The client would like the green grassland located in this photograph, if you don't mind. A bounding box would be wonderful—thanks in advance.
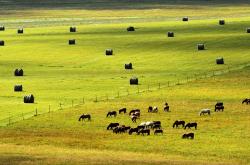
[0,1,250,164]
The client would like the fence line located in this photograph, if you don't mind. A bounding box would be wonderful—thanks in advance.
[0,63,249,127]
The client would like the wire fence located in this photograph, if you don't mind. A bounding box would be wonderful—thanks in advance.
[0,63,249,127]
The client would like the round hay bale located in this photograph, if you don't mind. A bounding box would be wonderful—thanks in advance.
[70,27,76,32]
[0,26,5,31]
[125,63,133,69]
[197,44,205,50]
[216,57,224,64]
[127,26,135,32]
[219,20,225,25]
[0,40,4,46]
[246,28,250,33]
[69,39,76,45]
[14,85,23,92]
[105,49,113,55]
[24,94,34,103]
[130,77,138,85]
[14,69,23,76]
[168,32,174,37]
[182,17,189,21]
[17,28,23,34]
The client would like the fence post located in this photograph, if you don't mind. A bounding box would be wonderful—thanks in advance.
[35,108,38,116]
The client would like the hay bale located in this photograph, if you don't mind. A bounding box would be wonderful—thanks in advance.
[105,49,113,55]
[125,63,133,69]
[197,44,205,50]
[14,69,23,76]
[182,17,189,21]
[127,26,135,32]
[130,77,138,85]
[69,39,76,45]
[70,27,76,32]
[17,28,23,34]
[0,26,5,31]
[14,85,23,92]
[168,32,174,37]
[246,28,250,33]
[24,94,34,103]
[219,20,225,25]
[0,40,4,46]
[216,57,224,64]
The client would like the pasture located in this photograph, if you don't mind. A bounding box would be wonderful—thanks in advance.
[0,1,250,164]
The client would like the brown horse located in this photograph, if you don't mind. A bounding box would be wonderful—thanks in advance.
[78,114,91,121]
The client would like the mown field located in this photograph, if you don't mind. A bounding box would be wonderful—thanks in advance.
[0,0,250,164]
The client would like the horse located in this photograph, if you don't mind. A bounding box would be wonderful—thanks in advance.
[173,120,185,128]
[78,114,91,121]
[184,122,197,129]
[129,128,138,135]
[137,129,150,136]
[182,133,194,139]
[242,98,250,104]
[215,102,224,112]
[148,106,158,113]
[129,109,140,115]
[107,123,119,130]
[119,108,126,114]
[113,126,126,134]
[200,109,211,116]
[106,111,117,117]
[154,129,163,135]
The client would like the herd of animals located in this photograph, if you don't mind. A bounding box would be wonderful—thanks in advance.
[79,98,249,139]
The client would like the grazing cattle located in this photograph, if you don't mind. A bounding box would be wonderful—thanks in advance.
[242,98,250,104]
[154,129,163,135]
[131,115,138,123]
[182,133,194,139]
[137,125,146,130]
[185,122,197,129]
[78,114,91,121]
[173,120,185,128]
[129,109,140,115]
[148,106,158,113]
[215,102,224,112]
[164,104,170,112]
[106,111,117,117]
[152,124,161,130]
[124,126,131,132]
[200,109,211,116]
[129,128,138,135]
[107,123,119,130]
[137,129,150,136]
[119,108,126,114]
[113,126,127,134]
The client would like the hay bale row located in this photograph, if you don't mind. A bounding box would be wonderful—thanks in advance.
[14,69,23,76]
[0,40,4,46]
[127,26,135,32]
[168,32,174,37]
[14,85,23,92]
[69,39,76,45]
[0,26,5,31]
[216,57,224,64]
[125,63,132,69]
[106,49,113,55]
[70,27,76,32]
[17,28,23,34]
[130,77,138,85]
[24,94,34,103]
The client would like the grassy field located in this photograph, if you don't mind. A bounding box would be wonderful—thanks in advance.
[0,1,250,164]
